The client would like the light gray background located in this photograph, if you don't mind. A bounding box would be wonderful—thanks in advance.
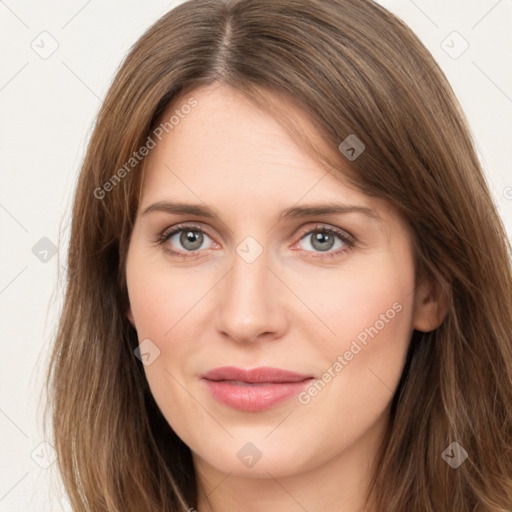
[0,1,511,510]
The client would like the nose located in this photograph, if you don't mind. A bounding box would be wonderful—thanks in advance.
[214,243,288,344]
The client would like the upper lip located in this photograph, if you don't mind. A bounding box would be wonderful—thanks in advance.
[202,366,313,384]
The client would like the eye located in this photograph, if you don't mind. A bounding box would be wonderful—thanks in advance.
[154,222,356,260]
[294,224,355,259]
[154,223,215,259]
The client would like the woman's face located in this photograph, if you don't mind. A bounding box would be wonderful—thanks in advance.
[125,83,437,482]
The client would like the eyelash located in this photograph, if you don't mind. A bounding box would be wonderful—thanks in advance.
[153,222,356,261]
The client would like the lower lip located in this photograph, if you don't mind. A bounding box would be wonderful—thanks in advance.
[202,378,314,411]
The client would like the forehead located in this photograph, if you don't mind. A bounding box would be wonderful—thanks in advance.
[141,84,370,210]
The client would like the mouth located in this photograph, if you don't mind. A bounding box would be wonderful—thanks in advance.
[201,366,315,411]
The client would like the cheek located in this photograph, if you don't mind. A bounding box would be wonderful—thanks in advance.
[296,254,415,424]
[317,247,415,343]
[125,245,212,375]
[126,248,206,339]
[126,257,205,438]
[127,268,207,411]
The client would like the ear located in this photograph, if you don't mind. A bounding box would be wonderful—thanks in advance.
[412,275,449,332]
[126,307,136,328]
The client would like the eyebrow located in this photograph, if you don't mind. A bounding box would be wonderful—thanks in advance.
[141,201,380,222]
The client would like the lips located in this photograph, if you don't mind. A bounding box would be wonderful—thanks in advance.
[202,366,312,383]
[201,366,314,411]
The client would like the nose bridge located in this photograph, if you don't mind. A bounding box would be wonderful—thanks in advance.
[232,241,269,299]
[215,235,285,342]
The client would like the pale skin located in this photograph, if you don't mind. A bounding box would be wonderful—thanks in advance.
[125,83,447,512]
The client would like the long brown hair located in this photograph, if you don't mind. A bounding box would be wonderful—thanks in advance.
[44,0,512,510]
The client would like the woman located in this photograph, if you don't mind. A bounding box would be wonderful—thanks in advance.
[44,0,512,510]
